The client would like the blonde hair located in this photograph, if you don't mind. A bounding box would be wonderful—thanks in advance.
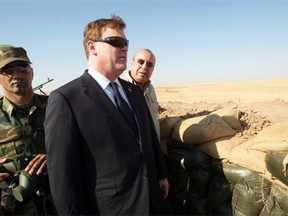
[83,14,126,58]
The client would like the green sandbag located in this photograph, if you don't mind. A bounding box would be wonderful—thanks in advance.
[265,151,288,186]
[232,183,264,216]
[212,160,271,197]
[265,183,288,213]
[260,192,287,216]
[212,160,256,182]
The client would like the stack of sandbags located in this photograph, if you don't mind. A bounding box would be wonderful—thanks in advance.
[168,143,223,215]
[163,107,288,215]
[212,161,272,216]
[261,151,288,215]
[163,107,239,214]
[167,139,272,215]
[169,114,288,178]
[159,107,241,157]
[164,107,241,160]
[228,122,288,177]
[166,138,279,215]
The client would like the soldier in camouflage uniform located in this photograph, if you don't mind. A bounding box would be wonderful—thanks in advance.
[0,45,57,215]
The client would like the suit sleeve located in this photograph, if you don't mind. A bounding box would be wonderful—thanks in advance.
[44,91,87,215]
[137,86,167,180]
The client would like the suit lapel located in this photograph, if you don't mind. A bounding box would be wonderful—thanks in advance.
[81,71,110,105]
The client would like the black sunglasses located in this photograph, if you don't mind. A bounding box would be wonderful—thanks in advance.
[95,36,129,48]
[137,59,154,68]
[0,63,32,75]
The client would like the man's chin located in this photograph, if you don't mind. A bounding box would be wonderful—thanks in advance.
[12,86,30,94]
[117,64,127,73]
[136,76,146,83]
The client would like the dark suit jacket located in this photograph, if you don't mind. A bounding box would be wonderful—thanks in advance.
[44,71,168,215]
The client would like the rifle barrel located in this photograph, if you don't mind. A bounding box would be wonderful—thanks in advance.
[33,78,54,91]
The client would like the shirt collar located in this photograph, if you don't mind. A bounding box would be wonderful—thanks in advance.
[88,66,123,90]
[2,94,46,117]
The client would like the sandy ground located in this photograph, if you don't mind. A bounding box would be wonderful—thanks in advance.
[156,79,288,141]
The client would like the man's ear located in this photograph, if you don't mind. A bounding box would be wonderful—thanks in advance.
[87,41,97,56]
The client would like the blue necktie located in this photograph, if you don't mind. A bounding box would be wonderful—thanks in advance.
[110,82,139,138]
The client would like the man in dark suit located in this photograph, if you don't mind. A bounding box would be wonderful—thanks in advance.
[44,14,169,215]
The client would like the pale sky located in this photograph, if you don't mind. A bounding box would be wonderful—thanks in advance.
[1,0,287,93]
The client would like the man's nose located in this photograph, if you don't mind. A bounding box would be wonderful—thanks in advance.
[121,45,128,52]
[141,62,149,69]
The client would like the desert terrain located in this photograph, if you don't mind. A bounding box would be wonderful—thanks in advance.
[156,79,288,142]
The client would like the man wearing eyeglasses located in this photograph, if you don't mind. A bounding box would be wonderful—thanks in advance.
[124,49,160,141]
[0,45,57,215]
[44,14,170,215]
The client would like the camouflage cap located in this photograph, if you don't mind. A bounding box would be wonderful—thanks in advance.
[0,45,31,69]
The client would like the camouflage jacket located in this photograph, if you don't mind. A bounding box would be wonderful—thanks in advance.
[0,94,48,159]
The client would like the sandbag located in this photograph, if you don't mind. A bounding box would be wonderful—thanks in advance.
[212,161,272,195]
[260,195,287,216]
[212,160,254,183]
[172,114,236,145]
[197,136,239,159]
[265,151,288,186]
[211,106,242,130]
[159,116,182,138]
[259,183,288,215]
[229,141,267,174]
[231,182,264,216]
[246,122,288,152]
[268,183,288,212]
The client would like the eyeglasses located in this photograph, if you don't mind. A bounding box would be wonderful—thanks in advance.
[137,59,154,68]
[95,36,129,48]
[0,64,32,75]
